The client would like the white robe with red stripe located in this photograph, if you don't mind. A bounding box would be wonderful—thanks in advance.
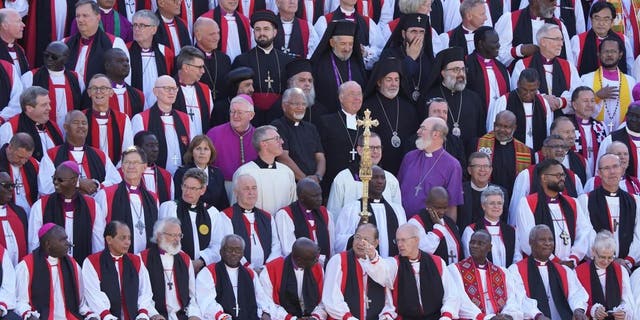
[274,205,335,262]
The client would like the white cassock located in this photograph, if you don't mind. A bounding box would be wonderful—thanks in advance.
[21,69,86,131]
[131,111,197,175]
[269,0,332,23]
[8,163,31,214]
[140,252,202,320]
[461,222,523,268]
[596,129,640,178]
[28,196,106,255]
[0,249,15,316]
[137,46,160,109]
[508,261,588,320]
[578,192,640,262]
[195,263,272,319]
[363,254,460,319]
[438,25,482,54]
[408,216,462,265]
[326,0,394,27]
[516,195,593,265]
[486,94,553,150]
[508,168,584,224]
[16,256,91,319]
[0,119,57,156]
[91,110,134,167]
[158,201,221,264]
[335,199,406,258]
[327,168,402,221]
[583,176,640,194]
[447,262,525,319]
[322,253,397,320]
[37,147,122,195]
[259,262,328,319]
[493,11,574,67]
[584,265,635,319]
[0,63,22,122]
[628,268,640,317]
[0,205,24,266]
[142,166,175,199]
[223,13,243,62]
[72,36,130,84]
[511,58,581,110]
[517,0,585,35]
[179,83,214,135]
[95,185,159,254]
[210,210,282,269]
[231,160,296,214]
[82,254,158,319]
[572,33,634,75]
[580,70,636,135]
[274,206,335,261]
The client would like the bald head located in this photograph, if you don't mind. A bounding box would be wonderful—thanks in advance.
[194,17,220,52]
[426,186,449,203]
[291,237,320,268]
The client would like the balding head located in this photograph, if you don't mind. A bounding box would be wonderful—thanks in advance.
[194,17,220,52]
[291,237,320,268]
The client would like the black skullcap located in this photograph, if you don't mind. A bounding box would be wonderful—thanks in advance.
[250,10,278,28]
[332,19,356,36]
[285,59,313,79]
[401,13,429,30]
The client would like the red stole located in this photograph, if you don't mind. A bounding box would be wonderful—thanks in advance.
[46,72,77,123]
[455,258,508,314]
[575,261,623,313]
[264,256,324,304]
[85,109,128,164]
[46,146,108,181]
[109,87,142,116]
[515,258,569,298]
[475,55,507,109]
[0,205,27,260]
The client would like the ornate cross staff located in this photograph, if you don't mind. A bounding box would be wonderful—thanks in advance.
[357,109,379,224]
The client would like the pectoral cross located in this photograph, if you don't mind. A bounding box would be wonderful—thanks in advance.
[233,304,240,317]
[167,281,173,290]
[365,296,372,309]
[349,148,358,161]
[608,121,614,132]
[414,184,422,197]
[527,126,533,137]
[416,15,421,22]
[187,107,196,121]
[135,219,145,235]
[613,218,620,232]
[14,179,22,196]
[281,46,290,54]
[172,154,180,165]
[264,71,274,90]
[559,230,570,246]
[448,249,457,264]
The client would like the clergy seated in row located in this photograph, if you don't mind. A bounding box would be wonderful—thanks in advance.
[0,170,28,266]
[544,118,590,183]
[0,133,40,214]
[398,116,463,219]
[0,8,28,76]
[327,132,402,219]
[579,153,640,270]
[409,187,463,265]
[439,0,489,57]
[128,10,175,109]
[511,24,580,118]
[364,223,459,319]
[207,94,258,198]
[69,0,133,43]
[173,135,229,210]
[317,81,364,198]
[461,186,521,268]
[103,48,145,117]
[509,225,589,320]
[83,221,163,320]
[422,46,486,156]
[336,166,406,258]
[580,37,635,135]
[174,46,215,135]
[140,218,202,319]
[132,75,196,175]
[423,98,467,169]
[214,174,281,272]
[29,161,106,265]
[515,159,592,268]
[585,142,640,195]
[273,0,320,59]
[260,238,327,319]
[310,20,367,110]
[210,67,255,127]
[83,73,134,166]
[598,104,640,179]
[153,0,191,54]
[231,125,296,214]
[458,152,512,230]
[196,234,272,320]
[21,41,84,131]
[193,17,232,103]
[322,223,396,320]
[0,86,63,161]
[567,87,607,177]
[571,2,634,77]
[363,57,418,175]
[576,231,635,319]
[487,68,552,152]
[275,178,334,262]
[0,58,22,125]
[201,0,252,63]
[63,0,130,84]
[39,110,122,196]
[509,135,585,220]
[465,27,511,116]
[95,146,160,254]
[159,168,221,274]
[232,11,294,126]
[271,87,326,183]
[16,224,92,320]
[134,131,175,204]
[0,244,18,319]
[450,230,524,319]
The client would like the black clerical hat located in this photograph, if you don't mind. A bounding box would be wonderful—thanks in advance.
[251,10,279,28]
[285,59,313,79]
[422,46,465,91]
[364,57,405,97]
[311,19,363,64]
[401,13,429,30]
[332,19,357,36]
[225,67,255,96]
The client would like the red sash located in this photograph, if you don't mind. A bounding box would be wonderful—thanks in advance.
[456,258,508,313]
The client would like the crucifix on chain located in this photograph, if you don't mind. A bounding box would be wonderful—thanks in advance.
[172,154,180,165]
[448,249,456,264]
[264,71,274,90]
[187,107,196,122]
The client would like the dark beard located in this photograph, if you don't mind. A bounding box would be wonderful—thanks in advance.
[256,38,274,49]
[547,181,565,193]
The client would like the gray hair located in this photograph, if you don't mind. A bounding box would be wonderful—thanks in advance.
[64,110,86,125]
[430,117,449,137]
[20,86,49,112]
[221,234,246,250]
[480,185,504,205]
[337,81,361,98]
[150,217,181,243]
[529,224,552,242]
[536,23,561,44]
[251,125,278,152]
[229,95,254,112]
[592,230,617,254]
[183,167,208,187]
[399,0,428,14]
[282,87,307,106]
[132,9,160,26]
[460,0,485,18]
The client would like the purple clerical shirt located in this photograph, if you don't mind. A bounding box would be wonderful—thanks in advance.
[207,123,258,180]
[69,9,133,43]
[397,148,463,217]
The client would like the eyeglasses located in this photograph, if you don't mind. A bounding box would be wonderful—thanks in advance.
[182,184,204,192]
[230,109,253,116]
[155,86,179,92]
[122,161,145,167]
[469,164,492,170]
[543,36,563,42]
[485,201,504,207]
[132,23,154,29]
[545,144,567,149]
[185,63,205,70]
[353,234,374,243]
[262,135,283,142]
[543,172,566,179]
[592,15,613,23]
[0,182,15,189]
[88,86,112,93]
[444,67,467,74]
[52,176,76,183]
[162,232,184,239]
[395,236,417,244]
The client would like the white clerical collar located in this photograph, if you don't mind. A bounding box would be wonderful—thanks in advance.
[534,258,548,266]
[423,148,443,157]
[47,256,59,265]
[281,17,294,24]
[48,69,65,76]
[340,7,355,15]
[225,264,240,270]
[100,7,113,14]
[470,181,488,191]
[341,109,356,118]
[461,25,474,33]
[258,46,273,54]
[372,199,381,203]
[161,16,174,23]
[498,138,513,145]
[64,198,73,203]
[485,217,500,225]
[111,253,124,260]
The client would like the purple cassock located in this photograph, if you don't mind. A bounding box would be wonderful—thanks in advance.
[397,148,464,217]
[70,9,133,43]
[206,123,258,181]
